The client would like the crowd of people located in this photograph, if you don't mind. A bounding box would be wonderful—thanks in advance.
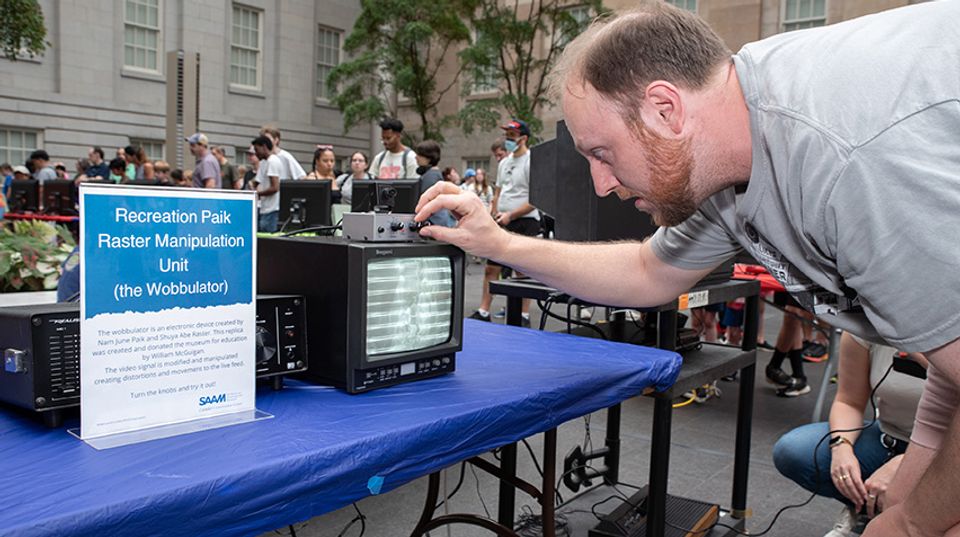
[0,121,524,233]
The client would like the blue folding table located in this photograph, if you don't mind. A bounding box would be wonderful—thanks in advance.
[0,320,681,537]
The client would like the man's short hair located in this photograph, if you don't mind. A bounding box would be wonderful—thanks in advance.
[0,162,11,172]
[414,140,441,167]
[379,117,404,133]
[490,139,505,153]
[30,149,50,162]
[554,1,730,124]
[91,146,105,159]
[108,157,126,171]
[259,126,281,141]
[252,135,274,151]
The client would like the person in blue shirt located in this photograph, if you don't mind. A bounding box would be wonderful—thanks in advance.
[1,162,13,197]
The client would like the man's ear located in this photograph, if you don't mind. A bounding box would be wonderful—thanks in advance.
[639,81,685,136]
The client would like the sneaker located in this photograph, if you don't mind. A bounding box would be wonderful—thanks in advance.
[823,505,858,537]
[492,308,506,319]
[469,310,491,322]
[765,365,794,388]
[803,341,828,362]
[578,306,594,321]
[757,340,775,350]
[777,377,811,397]
[521,316,531,328]
[720,372,738,382]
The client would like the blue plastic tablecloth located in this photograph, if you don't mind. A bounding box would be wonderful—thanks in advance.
[0,320,681,537]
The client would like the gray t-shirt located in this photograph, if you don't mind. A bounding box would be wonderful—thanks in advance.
[193,152,221,189]
[651,1,960,352]
[34,167,56,184]
[496,151,539,221]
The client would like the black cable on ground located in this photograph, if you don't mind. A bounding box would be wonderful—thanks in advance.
[335,503,366,537]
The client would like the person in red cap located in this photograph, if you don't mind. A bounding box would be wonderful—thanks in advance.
[468,118,540,327]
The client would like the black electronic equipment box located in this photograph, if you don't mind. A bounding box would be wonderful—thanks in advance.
[255,295,309,389]
[589,486,719,537]
[258,235,465,393]
[0,296,307,427]
[0,303,80,427]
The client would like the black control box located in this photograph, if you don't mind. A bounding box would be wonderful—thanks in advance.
[0,303,81,427]
[0,296,307,427]
[255,295,309,389]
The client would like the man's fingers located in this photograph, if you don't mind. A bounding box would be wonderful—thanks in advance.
[416,193,473,223]
[415,181,462,214]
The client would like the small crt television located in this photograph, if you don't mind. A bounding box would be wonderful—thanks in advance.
[257,235,464,393]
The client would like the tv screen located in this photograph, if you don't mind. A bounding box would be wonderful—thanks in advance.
[351,179,421,213]
[8,179,39,212]
[279,179,332,231]
[365,256,453,358]
[257,236,464,393]
[42,179,77,216]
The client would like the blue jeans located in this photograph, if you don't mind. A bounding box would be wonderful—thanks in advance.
[259,211,278,233]
[773,421,906,504]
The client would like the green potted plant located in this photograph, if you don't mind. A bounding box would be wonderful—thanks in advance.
[0,220,76,292]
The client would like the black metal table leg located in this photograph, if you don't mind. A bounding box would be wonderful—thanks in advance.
[732,294,759,519]
[506,296,523,327]
[647,397,673,537]
[542,429,557,537]
[603,403,621,485]
[410,472,442,536]
[498,443,518,529]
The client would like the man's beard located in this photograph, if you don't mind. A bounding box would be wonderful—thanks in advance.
[636,123,697,227]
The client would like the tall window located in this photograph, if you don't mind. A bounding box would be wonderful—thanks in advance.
[231,5,262,89]
[782,0,826,32]
[557,5,593,47]
[0,128,38,167]
[665,0,697,12]
[464,158,490,174]
[124,0,161,72]
[470,29,498,95]
[316,26,341,101]
[130,139,164,161]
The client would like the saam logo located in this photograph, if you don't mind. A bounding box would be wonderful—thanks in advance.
[199,393,226,406]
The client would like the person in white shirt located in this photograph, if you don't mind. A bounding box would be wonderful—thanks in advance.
[251,135,282,232]
[369,118,419,179]
[259,125,306,181]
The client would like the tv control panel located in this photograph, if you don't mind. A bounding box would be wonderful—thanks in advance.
[352,354,455,391]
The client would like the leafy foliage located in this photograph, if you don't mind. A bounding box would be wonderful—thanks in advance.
[0,0,49,61]
[329,0,479,143]
[458,0,606,139]
[0,220,75,292]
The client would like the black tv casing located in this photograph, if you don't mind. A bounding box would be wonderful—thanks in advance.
[279,179,332,230]
[257,236,465,393]
[42,179,77,216]
[350,179,421,213]
[8,179,40,213]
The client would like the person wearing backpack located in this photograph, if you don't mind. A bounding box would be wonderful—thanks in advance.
[370,118,418,179]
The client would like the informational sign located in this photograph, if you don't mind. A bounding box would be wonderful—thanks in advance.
[678,290,709,310]
[79,185,257,441]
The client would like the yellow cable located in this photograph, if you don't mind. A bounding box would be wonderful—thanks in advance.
[672,395,696,408]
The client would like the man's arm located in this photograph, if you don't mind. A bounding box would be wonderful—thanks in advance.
[259,174,280,197]
[416,182,715,307]
[864,338,960,536]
